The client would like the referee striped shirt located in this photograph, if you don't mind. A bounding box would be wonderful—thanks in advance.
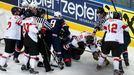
[35,17,52,30]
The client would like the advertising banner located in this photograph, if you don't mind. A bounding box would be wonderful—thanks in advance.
[1,0,103,28]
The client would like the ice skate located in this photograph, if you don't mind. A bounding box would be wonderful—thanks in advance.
[29,68,39,74]
[57,57,64,69]
[64,58,72,67]
[0,65,6,71]
[13,58,20,63]
[124,59,129,66]
[46,68,54,72]
[21,65,29,71]
[3,63,8,67]
[96,65,102,70]
[114,69,122,75]
[37,61,44,67]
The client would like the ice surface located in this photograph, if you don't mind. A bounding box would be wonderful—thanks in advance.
[0,29,134,75]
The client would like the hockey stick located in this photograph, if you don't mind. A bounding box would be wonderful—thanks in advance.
[85,50,112,58]
[0,38,3,41]
[45,0,49,20]
[41,34,64,69]
[110,0,117,12]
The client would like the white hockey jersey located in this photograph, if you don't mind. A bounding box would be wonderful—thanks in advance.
[4,15,22,40]
[69,32,99,52]
[23,17,38,42]
[71,32,96,46]
[103,19,128,44]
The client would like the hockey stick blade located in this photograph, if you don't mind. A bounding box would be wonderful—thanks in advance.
[50,64,59,67]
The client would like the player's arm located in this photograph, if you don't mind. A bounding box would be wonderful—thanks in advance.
[121,21,129,31]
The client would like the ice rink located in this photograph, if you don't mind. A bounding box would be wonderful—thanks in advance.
[0,29,134,75]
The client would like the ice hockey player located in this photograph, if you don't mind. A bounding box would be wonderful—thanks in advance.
[97,12,128,75]
[63,31,101,65]
[95,7,131,67]
[60,24,71,67]
[20,2,52,73]
[13,7,24,63]
[47,11,68,68]
[0,7,22,71]
[93,7,107,33]
[20,2,40,74]
[120,13,131,66]
[13,1,30,64]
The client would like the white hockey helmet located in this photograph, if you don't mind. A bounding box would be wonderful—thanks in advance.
[54,11,62,18]
[29,2,38,8]
[21,1,29,7]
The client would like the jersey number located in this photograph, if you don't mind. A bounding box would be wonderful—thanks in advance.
[108,23,117,33]
[23,23,31,32]
[7,21,11,29]
[50,20,56,28]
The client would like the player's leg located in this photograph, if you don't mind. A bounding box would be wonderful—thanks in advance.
[62,47,72,67]
[97,42,110,70]
[70,42,85,61]
[61,37,72,67]
[28,36,39,74]
[122,31,131,66]
[21,33,31,71]
[0,39,16,71]
[52,36,64,66]
[112,42,123,75]
[13,27,23,60]
[122,49,129,66]
[13,32,24,63]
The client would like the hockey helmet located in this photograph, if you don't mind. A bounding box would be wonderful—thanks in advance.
[112,12,122,20]
[85,35,94,44]
[11,7,21,15]
[97,7,105,14]
[54,11,62,18]
[38,8,46,14]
